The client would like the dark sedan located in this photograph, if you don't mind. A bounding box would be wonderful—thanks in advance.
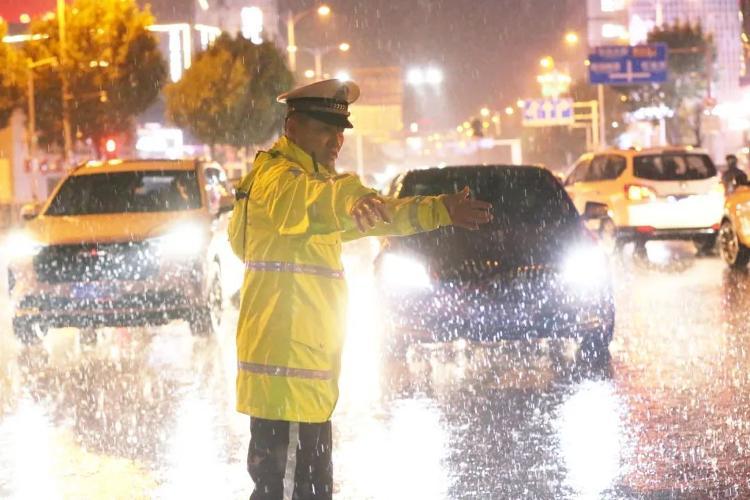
[375,165,614,358]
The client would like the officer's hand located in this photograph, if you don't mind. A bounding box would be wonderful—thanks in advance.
[351,194,392,232]
[442,187,493,230]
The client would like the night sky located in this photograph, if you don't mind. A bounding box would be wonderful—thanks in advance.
[1,0,588,128]
[285,0,587,127]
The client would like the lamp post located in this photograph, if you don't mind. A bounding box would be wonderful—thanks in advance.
[286,5,331,73]
[300,42,349,80]
[25,56,58,201]
[57,0,73,165]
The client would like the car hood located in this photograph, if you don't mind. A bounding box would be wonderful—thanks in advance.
[22,210,209,246]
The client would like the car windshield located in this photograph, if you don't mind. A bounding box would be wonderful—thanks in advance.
[45,170,202,216]
[395,166,582,267]
[633,153,717,181]
[400,166,579,228]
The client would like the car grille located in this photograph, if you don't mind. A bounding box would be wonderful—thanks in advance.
[18,290,190,312]
[438,262,560,298]
[33,242,159,283]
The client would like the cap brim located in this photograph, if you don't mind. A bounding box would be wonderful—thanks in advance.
[300,110,353,129]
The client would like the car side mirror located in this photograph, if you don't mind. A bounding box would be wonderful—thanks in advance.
[582,201,609,221]
[20,203,41,221]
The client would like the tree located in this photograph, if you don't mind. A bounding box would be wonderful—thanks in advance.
[0,21,28,128]
[165,34,294,151]
[3,0,166,151]
[615,22,714,146]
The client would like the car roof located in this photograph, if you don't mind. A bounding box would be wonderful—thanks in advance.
[585,146,710,157]
[70,159,198,176]
[403,164,550,177]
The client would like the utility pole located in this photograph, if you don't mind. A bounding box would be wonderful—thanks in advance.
[27,62,37,201]
[597,84,606,149]
[57,0,73,165]
[26,57,58,201]
[286,11,297,72]
[314,50,322,80]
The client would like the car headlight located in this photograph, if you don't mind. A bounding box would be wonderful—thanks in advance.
[151,223,205,257]
[561,245,608,290]
[3,231,43,259]
[379,254,432,291]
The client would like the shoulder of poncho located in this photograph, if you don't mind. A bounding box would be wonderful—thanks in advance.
[254,151,300,175]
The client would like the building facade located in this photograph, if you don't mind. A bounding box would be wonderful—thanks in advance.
[629,0,743,103]
[741,0,750,87]
[586,0,749,158]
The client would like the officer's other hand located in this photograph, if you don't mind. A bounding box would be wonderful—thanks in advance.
[351,194,392,232]
[442,187,493,230]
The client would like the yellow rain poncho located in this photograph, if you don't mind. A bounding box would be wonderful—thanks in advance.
[229,136,452,422]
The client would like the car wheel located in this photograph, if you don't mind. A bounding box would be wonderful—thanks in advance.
[719,220,750,269]
[12,318,46,345]
[190,263,223,336]
[632,240,648,262]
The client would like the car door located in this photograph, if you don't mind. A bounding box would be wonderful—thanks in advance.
[202,163,244,296]
[569,154,624,213]
[590,154,626,208]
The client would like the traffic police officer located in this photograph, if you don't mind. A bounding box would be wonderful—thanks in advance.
[229,79,492,499]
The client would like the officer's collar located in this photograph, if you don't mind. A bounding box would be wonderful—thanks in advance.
[273,136,333,175]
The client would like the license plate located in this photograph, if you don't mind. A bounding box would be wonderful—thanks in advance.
[71,283,118,301]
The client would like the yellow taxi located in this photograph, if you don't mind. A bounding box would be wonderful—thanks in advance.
[5,159,243,343]
[719,184,750,268]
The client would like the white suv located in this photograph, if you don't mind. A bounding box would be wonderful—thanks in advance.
[564,147,724,252]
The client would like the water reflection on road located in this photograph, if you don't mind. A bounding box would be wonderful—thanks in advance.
[0,241,749,498]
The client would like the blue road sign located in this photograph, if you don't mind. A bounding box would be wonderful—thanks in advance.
[522,98,574,127]
[588,44,668,85]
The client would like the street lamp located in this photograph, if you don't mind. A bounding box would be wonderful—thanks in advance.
[286,4,331,72]
[564,31,579,46]
[298,42,350,80]
[334,70,351,81]
[539,56,555,70]
[424,67,443,85]
[407,66,443,87]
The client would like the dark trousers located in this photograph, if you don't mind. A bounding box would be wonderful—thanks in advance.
[247,417,333,500]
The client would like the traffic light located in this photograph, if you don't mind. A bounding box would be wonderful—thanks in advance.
[102,137,118,159]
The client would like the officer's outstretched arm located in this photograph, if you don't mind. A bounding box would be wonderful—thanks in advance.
[341,195,452,241]
[254,161,376,235]
[341,187,493,241]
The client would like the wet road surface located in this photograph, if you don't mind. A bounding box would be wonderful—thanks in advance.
[1,241,750,499]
